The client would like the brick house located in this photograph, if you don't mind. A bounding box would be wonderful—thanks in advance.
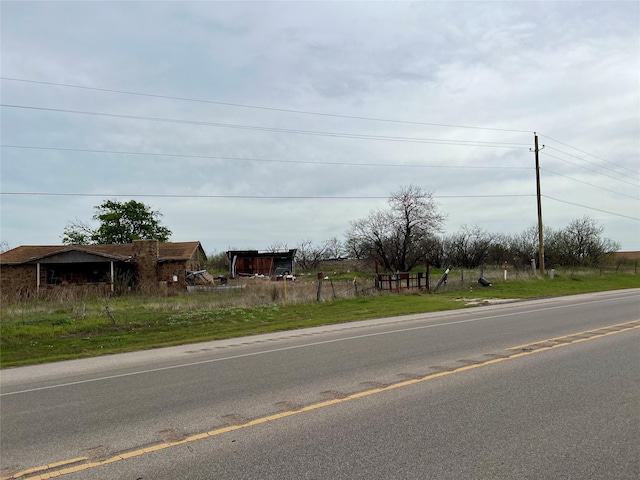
[0,240,207,299]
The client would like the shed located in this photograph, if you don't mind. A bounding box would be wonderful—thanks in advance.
[227,249,297,279]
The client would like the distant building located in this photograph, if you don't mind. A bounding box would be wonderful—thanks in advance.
[616,251,640,260]
[227,249,297,279]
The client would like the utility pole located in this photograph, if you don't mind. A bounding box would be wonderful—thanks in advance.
[534,132,545,276]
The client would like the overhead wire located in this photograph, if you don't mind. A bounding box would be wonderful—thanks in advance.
[0,145,532,170]
[538,132,638,176]
[544,145,638,180]
[540,152,639,188]
[0,104,531,149]
[540,168,640,200]
[1,77,533,134]
[2,78,638,231]
[542,195,640,221]
[0,192,534,200]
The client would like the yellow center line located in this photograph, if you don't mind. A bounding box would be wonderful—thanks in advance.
[6,321,640,480]
[508,319,640,351]
[2,458,88,480]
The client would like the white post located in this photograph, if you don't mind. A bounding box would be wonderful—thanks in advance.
[503,261,508,281]
[531,258,536,275]
[110,261,115,292]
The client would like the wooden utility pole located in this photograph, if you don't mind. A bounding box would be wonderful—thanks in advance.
[534,133,545,276]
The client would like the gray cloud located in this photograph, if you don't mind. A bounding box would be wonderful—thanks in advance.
[1,1,638,253]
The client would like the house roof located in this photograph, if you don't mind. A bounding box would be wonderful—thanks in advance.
[0,241,204,265]
[616,251,640,260]
[158,242,205,261]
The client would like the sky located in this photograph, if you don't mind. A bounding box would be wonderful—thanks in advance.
[1,1,639,255]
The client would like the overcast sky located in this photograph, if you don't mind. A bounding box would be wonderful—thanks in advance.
[1,1,638,255]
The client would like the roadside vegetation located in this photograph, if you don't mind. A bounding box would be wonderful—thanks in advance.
[2,187,636,367]
[1,266,637,368]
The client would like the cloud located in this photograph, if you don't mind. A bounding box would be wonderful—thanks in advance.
[1,1,638,253]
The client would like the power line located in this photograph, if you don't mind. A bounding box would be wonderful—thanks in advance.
[0,145,533,170]
[541,152,639,188]
[542,195,640,221]
[539,133,637,176]
[1,77,533,134]
[541,168,640,200]
[0,104,532,149]
[544,145,637,180]
[0,191,534,200]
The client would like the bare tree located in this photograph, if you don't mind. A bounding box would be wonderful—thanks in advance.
[444,225,493,268]
[265,242,288,253]
[344,236,369,260]
[345,185,446,272]
[557,216,620,267]
[61,218,95,245]
[206,251,229,271]
[506,226,539,270]
[495,218,618,270]
[323,237,344,259]
[295,239,327,270]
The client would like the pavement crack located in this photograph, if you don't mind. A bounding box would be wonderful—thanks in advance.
[221,414,248,425]
[359,381,388,389]
[429,365,455,372]
[158,429,185,443]
[398,372,424,380]
[85,445,109,462]
[456,359,483,365]
[274,401,301,412]
[321,390,348,399]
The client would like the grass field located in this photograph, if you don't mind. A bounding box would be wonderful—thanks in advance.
[1,268,638,368]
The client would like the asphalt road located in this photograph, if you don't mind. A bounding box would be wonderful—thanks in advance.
[1,289,639,479]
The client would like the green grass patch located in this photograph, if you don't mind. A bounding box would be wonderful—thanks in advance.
[1,271,637,367]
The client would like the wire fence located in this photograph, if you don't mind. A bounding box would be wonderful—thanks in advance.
[1,261,637,308]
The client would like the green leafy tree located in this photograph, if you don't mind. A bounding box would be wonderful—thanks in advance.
[62,200,172,245]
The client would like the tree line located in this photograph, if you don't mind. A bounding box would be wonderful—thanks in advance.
[297,213,619,272]
[60,189,620,273]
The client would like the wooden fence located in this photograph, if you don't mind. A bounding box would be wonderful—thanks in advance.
[375,272,430,291]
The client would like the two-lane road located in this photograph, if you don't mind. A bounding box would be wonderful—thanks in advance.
[1,289,639,479]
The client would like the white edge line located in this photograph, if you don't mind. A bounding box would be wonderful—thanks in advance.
[1,293,637,396]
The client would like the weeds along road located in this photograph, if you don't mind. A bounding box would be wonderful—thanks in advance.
[1,289,639,479]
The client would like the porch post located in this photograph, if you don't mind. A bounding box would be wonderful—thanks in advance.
[110,261,115,293]
[37,262,41,295]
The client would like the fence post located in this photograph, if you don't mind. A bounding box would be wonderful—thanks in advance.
[434,267,450,291]
[316,272,323,301]
[425,260,430,292]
